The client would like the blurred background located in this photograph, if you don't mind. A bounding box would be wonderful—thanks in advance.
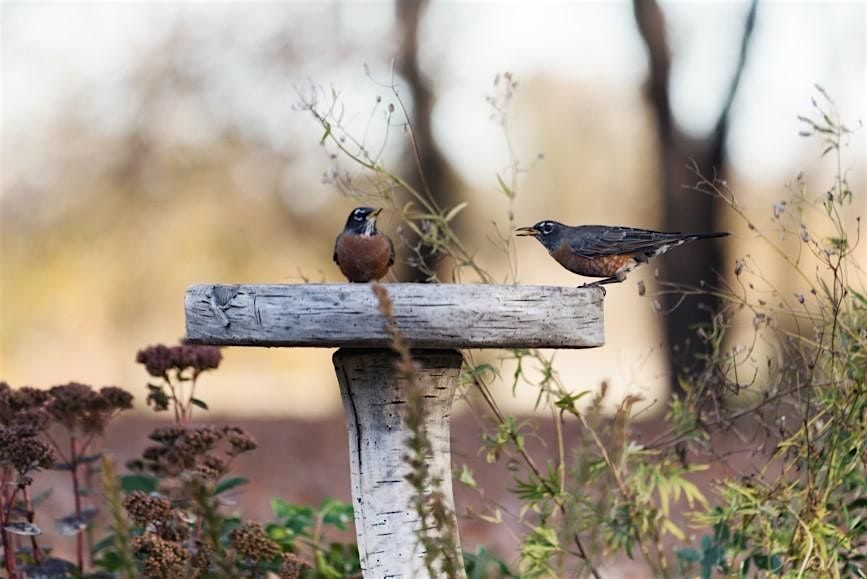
[1,0,865,565]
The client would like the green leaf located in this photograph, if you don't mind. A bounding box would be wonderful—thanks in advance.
[190,397,209,410]
[662,518,685,540]
[94,551,123,572]
[699,535,724,579]
[119,474,158,493]
[92,535,116,554]
[214,476,249,496]
[554,390,590,411]
[464,546,516,578]
[477,509,502,524]
[463,363,498,382]
[677,548,700,562]
[444,202,468,223]
[319,498,353,530]
[459,464,478,490]
[319,121,332,146]
[681,479,709,509]
[272,498,315,535]
[315,549,344,578]
[850,289,867,307]
[658,479,671,517]
[496,173,516,199]
[29,488,53,507]
[751,552,782,571]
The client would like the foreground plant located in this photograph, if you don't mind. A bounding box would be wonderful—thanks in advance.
[0,381,133,577]
[93,342,358,578]
[302,71,865,577]
[664,86,867,577]
[0,384,56,577]
[97,342,292,578]
[136,343,222,424]
[2,340,359,578]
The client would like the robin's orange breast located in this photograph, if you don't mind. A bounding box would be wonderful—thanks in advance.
[335,233,393,282]
[550,244,636,278]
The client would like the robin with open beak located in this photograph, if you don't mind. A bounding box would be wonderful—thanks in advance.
[333,207,395,282]
[516,220,729,287]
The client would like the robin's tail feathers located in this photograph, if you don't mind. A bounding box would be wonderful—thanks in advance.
[643,231,729,259]
[686,231,730,240]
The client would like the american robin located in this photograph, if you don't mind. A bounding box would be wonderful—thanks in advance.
[333,207,395,282]
[516,220,729,287]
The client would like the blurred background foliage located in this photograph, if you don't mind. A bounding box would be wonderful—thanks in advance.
[1,2,864,415]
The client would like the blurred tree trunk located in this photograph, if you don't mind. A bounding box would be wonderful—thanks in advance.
[633,0,758,396]
[395,0,462,282]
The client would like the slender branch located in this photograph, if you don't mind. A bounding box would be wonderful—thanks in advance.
[70,435,84,575]
[22,486,43,564]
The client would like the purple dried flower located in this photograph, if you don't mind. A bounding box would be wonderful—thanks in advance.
[0,425,55,475]
[136,344,222,378]
[48,382,133,434]
[230,522,281,563]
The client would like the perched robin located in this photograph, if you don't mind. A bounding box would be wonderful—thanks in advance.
[333,207,395,282]
[516,220,729,287]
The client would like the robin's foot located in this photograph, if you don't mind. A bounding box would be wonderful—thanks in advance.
[579,282,607,296]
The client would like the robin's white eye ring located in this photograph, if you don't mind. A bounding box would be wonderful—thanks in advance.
[541,222,553,234]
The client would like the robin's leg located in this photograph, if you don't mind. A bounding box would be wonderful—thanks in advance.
[581,271,627,288]
[580,283,607,296]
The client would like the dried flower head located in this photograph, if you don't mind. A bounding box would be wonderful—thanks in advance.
[149,426,188,445]
[279,553,312,579]
[136,344,222,378]
[47,382,97,428]
[158,521,190,543]
[131,534,188,579]
[141,425,239,479]
[229,522,281,563]
[223,426,258,457]
[194,454,228,480]
[123,491,175,527]
[0,383,51,428]
[190,540,213,575]
[47,382,134,434]
[136,344,174,378]
[177,344,222,376]
[0,425,55,476]
[178,426,222,455]
[99,386,134,411]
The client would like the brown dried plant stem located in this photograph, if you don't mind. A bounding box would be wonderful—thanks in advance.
[162,371,182,424]
[371,283,462,577]
[69,435,85,575]
[1,467,15,576]
[0,534,11,577]
[22,486,43,564]
[0,477,43,574]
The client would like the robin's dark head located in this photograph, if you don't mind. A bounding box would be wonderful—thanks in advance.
[516,220,568,252]
[343,207,382,236]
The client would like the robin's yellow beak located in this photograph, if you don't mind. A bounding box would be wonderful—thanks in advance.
[367,208,383,220]
[515,226,540,237]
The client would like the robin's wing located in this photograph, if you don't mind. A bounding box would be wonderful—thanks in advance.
[387,235,395,267]
[567,226,693,258]
[333,233,342,265]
